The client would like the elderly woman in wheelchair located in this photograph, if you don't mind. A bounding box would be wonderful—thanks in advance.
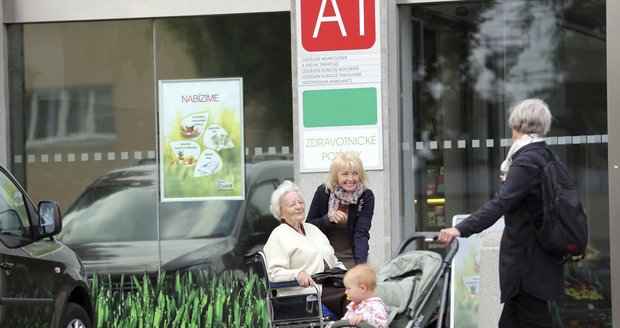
[263,180,348,322]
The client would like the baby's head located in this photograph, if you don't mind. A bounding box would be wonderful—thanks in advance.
[343,264,378,303]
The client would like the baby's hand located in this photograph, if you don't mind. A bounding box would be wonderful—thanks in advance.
[348,314,364,325]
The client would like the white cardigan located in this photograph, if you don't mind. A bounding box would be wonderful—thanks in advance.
[263,222,345,295]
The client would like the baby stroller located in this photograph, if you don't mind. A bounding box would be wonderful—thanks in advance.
[377,231,458,328]
[243,231,458,328]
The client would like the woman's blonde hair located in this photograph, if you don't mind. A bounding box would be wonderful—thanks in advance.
[323,152,369,192]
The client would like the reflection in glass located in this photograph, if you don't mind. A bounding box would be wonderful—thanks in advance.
[0,170,29,235]
[57,159,292,279]
[155,13,293,160]
[38,202,57,234]
[58,162,241,244]
[400,1,608,326]
[8,12,294,282]
[10,19,156,210]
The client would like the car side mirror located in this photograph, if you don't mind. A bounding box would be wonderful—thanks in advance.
[37,201,62,238]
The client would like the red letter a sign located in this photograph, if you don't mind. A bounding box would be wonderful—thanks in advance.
[300,0,376,52]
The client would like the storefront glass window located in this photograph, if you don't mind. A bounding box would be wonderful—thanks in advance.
[7,12,293,282]
[399,0,608,326]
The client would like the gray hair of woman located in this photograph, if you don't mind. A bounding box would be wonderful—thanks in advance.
[324,152,369,193]
[269,180,302,220]
[508,98,553,136]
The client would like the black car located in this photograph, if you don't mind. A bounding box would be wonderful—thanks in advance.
[57,160,292,281]
[0,164,93,328]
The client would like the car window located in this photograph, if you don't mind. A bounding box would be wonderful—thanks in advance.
[59,187,159,243]
[159,199,241,239]
[59,184,242,243]
[244,180,281,238]
[247,182,276,218]
[58,162,292,246]
[0,170,30,237]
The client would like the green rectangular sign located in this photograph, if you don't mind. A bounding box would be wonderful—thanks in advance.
[303,88,377,127]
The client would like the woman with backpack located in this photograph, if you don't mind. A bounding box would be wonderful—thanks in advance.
[438,98,564,328]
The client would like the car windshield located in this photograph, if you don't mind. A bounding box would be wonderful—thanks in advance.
[58,184,241,244]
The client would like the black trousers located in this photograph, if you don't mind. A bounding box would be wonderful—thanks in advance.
[499,290,552,328]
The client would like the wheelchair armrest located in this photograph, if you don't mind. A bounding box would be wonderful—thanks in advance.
[270,280,300,288]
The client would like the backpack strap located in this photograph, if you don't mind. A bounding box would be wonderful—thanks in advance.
[519,145,552,227]
[521,144,554,170]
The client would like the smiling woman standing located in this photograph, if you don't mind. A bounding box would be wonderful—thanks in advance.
[307,153,375,268]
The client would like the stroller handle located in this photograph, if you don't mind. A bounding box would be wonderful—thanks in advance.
[394,231,459,264]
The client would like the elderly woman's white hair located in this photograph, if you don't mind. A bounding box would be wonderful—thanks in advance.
[269,180,302,220]
[508,98,553,136]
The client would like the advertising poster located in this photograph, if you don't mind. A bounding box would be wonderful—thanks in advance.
[158,78,245,201]
[450,214,505,327]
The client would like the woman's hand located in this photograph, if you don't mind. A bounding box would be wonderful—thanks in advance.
[329,210,348,224]
[296,270,314,288]
[438,227,461,244]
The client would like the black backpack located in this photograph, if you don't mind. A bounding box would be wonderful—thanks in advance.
[530,147,589,263]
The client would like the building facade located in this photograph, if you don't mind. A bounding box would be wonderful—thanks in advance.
[0,0,618,326]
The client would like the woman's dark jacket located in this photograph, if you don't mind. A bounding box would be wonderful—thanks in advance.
[306,184,375,265]
[455,142,565,302]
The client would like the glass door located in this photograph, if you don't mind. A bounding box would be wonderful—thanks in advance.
[401,2,503,236]
[399,1,609,327]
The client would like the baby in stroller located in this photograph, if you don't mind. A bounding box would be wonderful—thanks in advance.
[328,264,389,328]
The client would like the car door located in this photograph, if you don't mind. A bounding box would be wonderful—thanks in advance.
[0,167,57,327]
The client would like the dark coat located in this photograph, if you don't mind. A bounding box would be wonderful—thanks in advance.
[306,184,375,265]
[455,141,565,302]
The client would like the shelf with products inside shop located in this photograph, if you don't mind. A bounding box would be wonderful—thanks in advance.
[563,245,608,302]
[413,198,445,205]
